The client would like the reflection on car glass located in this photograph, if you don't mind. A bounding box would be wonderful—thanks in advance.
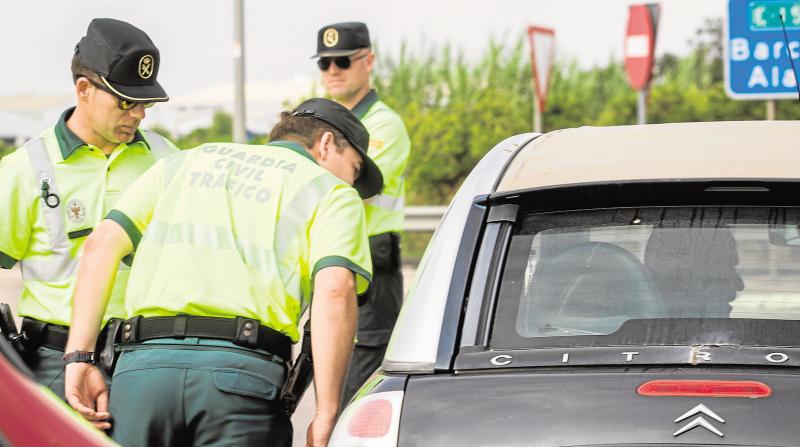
[536,323,604,336]
[491,206,800,349]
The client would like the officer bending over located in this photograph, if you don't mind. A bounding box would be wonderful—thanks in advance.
[0,18,175,400]
[63,98,382,447]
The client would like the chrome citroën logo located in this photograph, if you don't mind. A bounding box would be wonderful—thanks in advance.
[673,403,725,437]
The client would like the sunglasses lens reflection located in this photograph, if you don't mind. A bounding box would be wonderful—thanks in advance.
[118,99,155,111]
[317,57,352,71]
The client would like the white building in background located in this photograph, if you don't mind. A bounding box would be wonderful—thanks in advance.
[0,94,71,146]
[0,75,315,146]
[0,110,44,146]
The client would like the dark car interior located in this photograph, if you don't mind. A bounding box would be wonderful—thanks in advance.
[487,182,800,349]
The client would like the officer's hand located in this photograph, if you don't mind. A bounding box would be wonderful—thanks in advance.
[64,362,111,430]
[306,413,337,447]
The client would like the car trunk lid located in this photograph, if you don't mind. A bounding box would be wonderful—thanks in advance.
[398,368,800,446]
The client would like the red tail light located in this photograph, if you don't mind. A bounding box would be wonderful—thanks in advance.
[347,399,393,438]
[637,380,772,398]
[329,391,403,446]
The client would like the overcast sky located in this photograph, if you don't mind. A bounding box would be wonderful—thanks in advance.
[2,0,726,98]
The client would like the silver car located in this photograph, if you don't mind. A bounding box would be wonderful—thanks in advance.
[330,121,800,446]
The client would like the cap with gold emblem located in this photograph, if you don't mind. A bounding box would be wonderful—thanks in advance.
[75,18,169,102]
[312,22,371,58]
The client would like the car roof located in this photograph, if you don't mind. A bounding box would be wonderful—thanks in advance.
[497,121,800,193]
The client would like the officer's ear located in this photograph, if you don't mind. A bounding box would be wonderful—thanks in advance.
[364,51,375,73]
[317,131,336,161]
[74,77,93,104]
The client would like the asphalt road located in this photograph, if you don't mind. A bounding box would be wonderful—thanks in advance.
[0,264,416,446]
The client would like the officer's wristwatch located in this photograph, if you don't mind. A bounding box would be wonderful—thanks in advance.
[62,350,96,366]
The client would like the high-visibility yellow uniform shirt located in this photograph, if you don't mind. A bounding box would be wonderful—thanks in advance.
[352,90,410,237]
[108,141,372,342]
[0,107,179,326]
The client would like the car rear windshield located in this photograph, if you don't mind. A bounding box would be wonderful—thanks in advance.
[491,206,800,349]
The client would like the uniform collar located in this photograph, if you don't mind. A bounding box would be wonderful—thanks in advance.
[267,140,317,163]
[351,89,379,120]
[54,107,147,160]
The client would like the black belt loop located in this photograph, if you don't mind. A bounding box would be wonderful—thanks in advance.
[234,317,259,349]
[174,314,188,338]
[123,316,141,343]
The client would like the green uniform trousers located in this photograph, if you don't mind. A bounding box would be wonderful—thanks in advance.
[24,346,66,400]
[109,338,291,447]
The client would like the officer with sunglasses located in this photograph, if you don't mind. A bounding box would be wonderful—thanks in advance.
[0,18,177,401]
[313,22,411,409]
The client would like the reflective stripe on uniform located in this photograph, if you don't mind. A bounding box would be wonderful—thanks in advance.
[274,174,340,309]
[20,255,79,283]
[368,193,405,213]
[21,138,76,282]
[143,221,276,275]
[140,129,174,159]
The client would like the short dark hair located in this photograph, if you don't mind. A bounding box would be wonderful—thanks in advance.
[268,111,349,151]
[70,53,101,84]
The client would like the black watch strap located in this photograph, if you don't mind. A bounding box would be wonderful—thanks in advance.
[62,350,95,366]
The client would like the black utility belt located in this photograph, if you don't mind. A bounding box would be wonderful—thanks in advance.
[20,317,118,351]
[21,317,71,351]
[120,315,292,363]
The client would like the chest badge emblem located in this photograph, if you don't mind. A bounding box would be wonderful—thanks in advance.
[66,199,87,224]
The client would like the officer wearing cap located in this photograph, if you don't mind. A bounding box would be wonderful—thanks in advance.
[64,98,382,447]
[313,21,411,407]
[0,18,177,400]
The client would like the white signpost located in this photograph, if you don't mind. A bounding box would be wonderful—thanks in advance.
[527,26,556,133]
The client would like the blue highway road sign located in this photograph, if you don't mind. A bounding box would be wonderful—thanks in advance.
[725,0,800,99]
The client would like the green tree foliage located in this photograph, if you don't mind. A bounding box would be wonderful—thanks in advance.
[371,18,797,205]
[174,110,233,149]
[0,141,14,159]
[373,41,536,204]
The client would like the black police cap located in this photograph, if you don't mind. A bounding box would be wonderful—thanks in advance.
[292,98,383,199]
[312,22,371,58]
[75,18,168,102]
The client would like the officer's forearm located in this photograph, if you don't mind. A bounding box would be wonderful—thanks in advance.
[311,266,357,418]
[66,220,132,352]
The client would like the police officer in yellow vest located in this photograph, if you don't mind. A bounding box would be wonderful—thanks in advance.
[313,22,411,407]
[63,98,382,447]
[0,18,176,400]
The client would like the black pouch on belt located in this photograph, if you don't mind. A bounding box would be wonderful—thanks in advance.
[369,232,401,273]
[279,320,313,416]
[95,318,124,375]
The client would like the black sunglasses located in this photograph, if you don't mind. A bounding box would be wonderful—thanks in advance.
[86,78,155,111]
[317,52,368,71]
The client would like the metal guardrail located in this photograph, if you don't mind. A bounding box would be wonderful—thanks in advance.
[404,206,447,232]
